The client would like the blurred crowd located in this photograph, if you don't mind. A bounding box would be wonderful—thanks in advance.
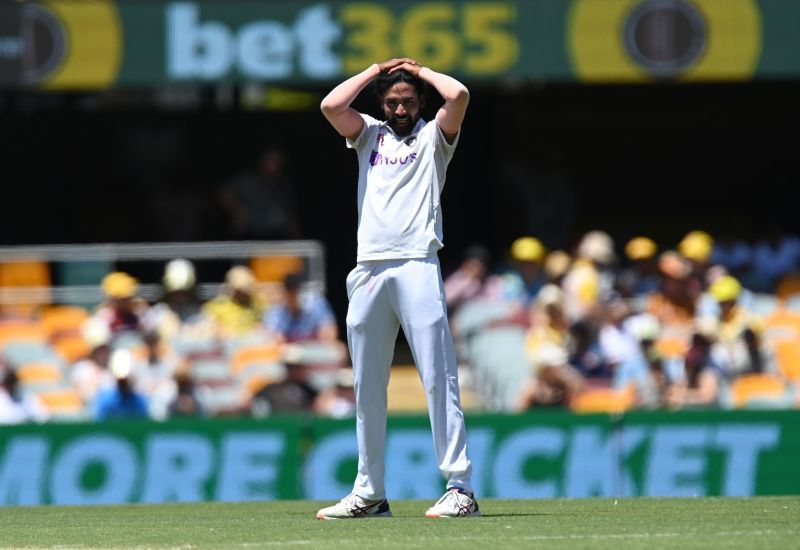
[3,227,800,424]
[0,261,353,424]
[446,229,800,412]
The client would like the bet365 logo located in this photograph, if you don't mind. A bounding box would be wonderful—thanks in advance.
[166,3,341,80]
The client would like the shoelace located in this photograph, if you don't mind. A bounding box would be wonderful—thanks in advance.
[342,494,382,516]
[437,490,474,515]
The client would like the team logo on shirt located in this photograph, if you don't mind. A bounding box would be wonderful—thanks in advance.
[369,151,417,166]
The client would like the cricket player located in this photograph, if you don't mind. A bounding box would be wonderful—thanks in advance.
[316,59,479,519]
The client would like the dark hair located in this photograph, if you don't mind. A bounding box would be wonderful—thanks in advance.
[283,272,304,291]
[375,69,427,98]
[463,245,490,266]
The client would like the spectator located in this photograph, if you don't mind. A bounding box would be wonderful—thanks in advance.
[645,251,696,334]
[598,297,655,404]
[485,236,547,308]
[167,369,202,417]
[748,224,800,292]
[219,146,301,240]
[617,236,659,299]
[202,266,268,336]
[696,265,755,318]
[93,272,149,335]
[93,349,150,421]
[132,331,181,421]
[518,285,585,409]
[543,250,571,287]
[313,368,356,418]
[0,369,48,424]
[517,343,585,409]
[625,313,684,408]
[567,320,609,381]
[701,275,776,377]
[264,273,338,344]
[146,258,203,341]
[250,361,317,416]
[663,332,723,409]
[525,284,570,357]
[562,230,616,322]
[70,317,115,407]
[678,230,714,287]
[444,245,491,315]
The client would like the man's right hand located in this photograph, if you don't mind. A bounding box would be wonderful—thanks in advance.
[377,58,419,74]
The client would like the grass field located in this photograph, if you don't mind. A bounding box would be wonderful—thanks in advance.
[3,497,798,549]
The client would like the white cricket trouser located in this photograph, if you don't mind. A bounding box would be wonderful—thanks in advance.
[345,256,473,500]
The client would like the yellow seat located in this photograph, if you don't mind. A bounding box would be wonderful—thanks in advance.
[0,322,47,352]
[654,336,689,359]
[250,256,303,283]
[0,261,51,316]
[776,275,800,301]
[773,341,800,382]
[570,386,635,414]
[730,373,786,408]
[37,388,85,416]
[40,306,90,338]
[763,308,800,381]
[16,361,63,385]
[51,333,91,363]
[230,344,283,374]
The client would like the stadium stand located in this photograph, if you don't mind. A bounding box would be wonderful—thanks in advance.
[0,234,799,422]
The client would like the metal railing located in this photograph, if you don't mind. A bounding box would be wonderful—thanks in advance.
[0,240,325,306]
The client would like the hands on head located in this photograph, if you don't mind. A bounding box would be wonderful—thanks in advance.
[377,58,423,77]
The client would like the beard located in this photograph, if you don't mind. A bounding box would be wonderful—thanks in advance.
[389,114,418,136]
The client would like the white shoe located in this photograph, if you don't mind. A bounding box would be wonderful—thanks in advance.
[425,488,481,518]
[316,494,393,520]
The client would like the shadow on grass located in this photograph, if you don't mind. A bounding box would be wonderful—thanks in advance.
[480,512,579,518]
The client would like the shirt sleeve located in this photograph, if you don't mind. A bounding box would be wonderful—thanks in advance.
[264,306,288,334]
[347,113,380,152]
[433,120,460,162]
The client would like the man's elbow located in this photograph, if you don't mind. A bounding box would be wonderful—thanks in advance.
[447,86,470,107]
[320,98,334,116]
[458,85,470,102]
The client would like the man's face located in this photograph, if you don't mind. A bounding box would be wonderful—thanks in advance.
[381,82,422,136]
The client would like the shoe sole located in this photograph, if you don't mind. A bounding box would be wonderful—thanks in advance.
[425,510,481,519]
[316,511,393,520]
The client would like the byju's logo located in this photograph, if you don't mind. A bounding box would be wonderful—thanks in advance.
[369,151,417,167]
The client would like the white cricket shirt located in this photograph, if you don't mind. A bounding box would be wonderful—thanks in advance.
[347,113,459,262]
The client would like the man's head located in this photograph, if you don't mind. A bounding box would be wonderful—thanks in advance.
[283,272,304,313]
[258,147,286,181]
[101,272,139,312]
[225,265,256,306]
[376,70,426,136]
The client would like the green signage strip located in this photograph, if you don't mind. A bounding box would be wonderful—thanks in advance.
[1,410,798,505]
[1,1,799,89]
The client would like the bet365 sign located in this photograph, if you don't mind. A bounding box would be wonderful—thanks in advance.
[165,2,518,81]
[3,0,792,88]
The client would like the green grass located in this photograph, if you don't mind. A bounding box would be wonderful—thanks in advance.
[2,497,798,549]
